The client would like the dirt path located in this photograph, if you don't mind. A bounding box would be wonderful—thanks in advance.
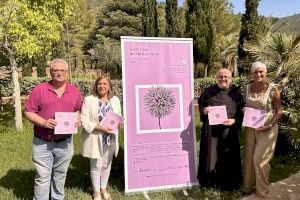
[241,171,300,200]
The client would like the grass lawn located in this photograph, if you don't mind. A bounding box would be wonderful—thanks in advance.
[0,104,299,200]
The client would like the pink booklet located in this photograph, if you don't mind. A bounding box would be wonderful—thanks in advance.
[100,110,123,134]
[242,107,266,129]
[54,112,78,134]
[208,105,228,125]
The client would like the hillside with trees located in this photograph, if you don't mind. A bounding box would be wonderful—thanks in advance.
[272,13,300,34]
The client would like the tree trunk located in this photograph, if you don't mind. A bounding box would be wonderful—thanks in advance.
[158,117,161,129]
[9,50,23,130]
[233,57,238,77]
[204,63,208,77]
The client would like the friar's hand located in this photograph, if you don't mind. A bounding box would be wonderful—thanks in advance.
[203,107,210,115]
[222,119,235,126]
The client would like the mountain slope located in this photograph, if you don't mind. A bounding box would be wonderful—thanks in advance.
[272,13,300,34]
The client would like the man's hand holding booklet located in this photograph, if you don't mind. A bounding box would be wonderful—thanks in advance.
[100,110,123,134]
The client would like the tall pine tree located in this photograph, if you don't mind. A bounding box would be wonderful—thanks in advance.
[238,0,260,74]
[87,0,143,77]
[94,0,143,42]
[143,0,158,36]
[186,0,215,77]
[165,0,178,37]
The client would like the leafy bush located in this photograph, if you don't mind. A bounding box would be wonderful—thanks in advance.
[194,77,215,97]
[0,77,123,99]
[20,77,48,95]
[194,76,249,97]
[0,76,250,99]
[0,79,13,97]
[73,79,93,97]
[112,79,123,100]
[277,82,300,153]
[1,75,299,153]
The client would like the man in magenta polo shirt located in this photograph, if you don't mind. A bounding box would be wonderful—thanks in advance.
[24,59,82,200]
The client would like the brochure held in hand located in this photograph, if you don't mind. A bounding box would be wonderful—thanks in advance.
[242,107,266,129]
[54,112,78,134]
[100,110,123,134]
[208,105,228,125]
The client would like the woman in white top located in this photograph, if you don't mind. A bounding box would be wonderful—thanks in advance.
[81,74,123,200]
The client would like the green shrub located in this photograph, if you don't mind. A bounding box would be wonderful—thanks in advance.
[0,79,13,97]
[194,77,215,97]
[0,78,123,99]
[194,76,250,97]
[0,76,250,99]
[73,79,93,96]
[1,75,299,154]
[20,77,48,95]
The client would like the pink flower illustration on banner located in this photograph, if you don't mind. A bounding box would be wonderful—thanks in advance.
[143,86,176,129]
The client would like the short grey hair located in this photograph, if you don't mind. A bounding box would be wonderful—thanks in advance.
[251,61,267,73]
[50,59,68,70]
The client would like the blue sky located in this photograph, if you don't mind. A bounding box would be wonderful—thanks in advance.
[159,0,300,18]
[229,0,300,17]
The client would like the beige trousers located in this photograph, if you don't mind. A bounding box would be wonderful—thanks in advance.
[242,125,278,197]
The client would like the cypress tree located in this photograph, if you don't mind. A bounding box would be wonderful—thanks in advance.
[186,0,215,77]
[142,0,158,36]
[94,0,143,41]
[165,0,178,37]
[238,0,260,74]
[87,0,143,78]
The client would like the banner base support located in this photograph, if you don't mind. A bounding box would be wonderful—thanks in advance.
[183,189,188,196]
[143,191,150,200]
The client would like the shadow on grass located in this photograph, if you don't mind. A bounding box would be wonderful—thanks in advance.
[110,147,125,191]
[66,147,125,194]
[0,169,35,199]
[0,153,124,200]
[270,152,300,183]
[65,154,91,193]
[0,104,15,129]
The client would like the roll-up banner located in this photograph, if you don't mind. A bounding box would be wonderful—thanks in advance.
[121,37,198,194]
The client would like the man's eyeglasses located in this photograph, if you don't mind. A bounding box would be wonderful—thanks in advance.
[51,69,68,74]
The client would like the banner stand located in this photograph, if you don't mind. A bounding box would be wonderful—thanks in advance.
[122,36,198,195]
